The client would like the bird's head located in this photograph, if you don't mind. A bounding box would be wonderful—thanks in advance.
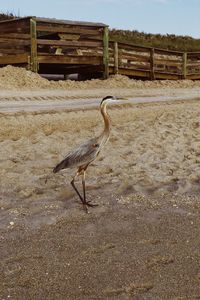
[101,95,128,105]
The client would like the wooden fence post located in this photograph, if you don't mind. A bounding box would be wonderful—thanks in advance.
[150,48,155,80]
[103,26,109,79]
[27,55,31,70]
[182,52,187,79]
[30,18,38,73]
[114,41,119,74]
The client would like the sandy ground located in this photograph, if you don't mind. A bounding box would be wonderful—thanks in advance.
[1,66,200,299]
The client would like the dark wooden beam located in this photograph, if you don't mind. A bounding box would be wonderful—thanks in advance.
[114,41,119,74]
[150,48,155,80]
[182,52,187,79]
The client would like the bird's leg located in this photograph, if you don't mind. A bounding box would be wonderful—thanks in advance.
[71,169,98,213]
[82,170,98,208]
[70,170,91,213]
[82,170,86,203]
[81,170,89,213]
[71,172,85,205]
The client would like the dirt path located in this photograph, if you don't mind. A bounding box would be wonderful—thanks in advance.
[1,93,200,113]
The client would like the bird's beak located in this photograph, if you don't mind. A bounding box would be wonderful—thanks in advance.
[116,97,129,101]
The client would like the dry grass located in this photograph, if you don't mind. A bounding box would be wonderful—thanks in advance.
[110,28,200,52]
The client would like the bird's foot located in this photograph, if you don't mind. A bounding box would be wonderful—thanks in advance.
[85,200,98,207]
[82,201,98,213]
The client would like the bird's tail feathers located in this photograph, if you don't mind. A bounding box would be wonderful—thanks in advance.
[53,159,67,173]
[53,159,68,173]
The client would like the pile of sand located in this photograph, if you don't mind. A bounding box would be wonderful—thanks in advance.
[0,66,51,90]
[0,65,200,90]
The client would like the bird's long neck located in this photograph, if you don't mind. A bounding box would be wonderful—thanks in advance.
[100,101,111,145]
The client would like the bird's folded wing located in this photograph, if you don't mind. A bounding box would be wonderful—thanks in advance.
[63,138,100,168]
[53,138,100,173]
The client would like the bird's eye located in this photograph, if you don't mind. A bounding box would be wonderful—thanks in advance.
[93,143,99,148]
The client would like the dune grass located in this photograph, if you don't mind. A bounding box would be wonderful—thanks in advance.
[110,28,200,52]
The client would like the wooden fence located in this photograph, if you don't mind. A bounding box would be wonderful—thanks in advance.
[0,16,200,80]
[108,41,200,80]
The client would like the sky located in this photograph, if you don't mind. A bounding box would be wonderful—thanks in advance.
[0,0,200,38]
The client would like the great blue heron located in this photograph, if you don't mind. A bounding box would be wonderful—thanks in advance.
[53,95,125,212]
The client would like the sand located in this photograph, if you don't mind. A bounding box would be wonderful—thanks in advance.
[1,65,200,92]
[1,66,200,299]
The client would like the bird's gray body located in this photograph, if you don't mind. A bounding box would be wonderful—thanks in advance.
[53,137,101,173]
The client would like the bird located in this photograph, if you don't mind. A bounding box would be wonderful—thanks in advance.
[53,95,126,212]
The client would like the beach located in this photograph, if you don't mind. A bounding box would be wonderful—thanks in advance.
[1,66,200,299]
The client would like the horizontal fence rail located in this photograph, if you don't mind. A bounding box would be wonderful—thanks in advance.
[0,17,200,80]
[108,41,188,80]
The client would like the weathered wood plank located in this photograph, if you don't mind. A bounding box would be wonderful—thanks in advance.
[186,73,200,80]
[0,21,29,29]
[154,57,182,63]
[0,20,30,34]
[109,67,150,78]
[118,63,150,70]
[0,49,25,54]
[58,33,80,40]
[154,48,183,56]
[187,52,200,57]
[0,28,30,34]
[154,72,181,80]
[0,17,31,24]
[118,43,151,53]
[36,25,101,36]
[37,39,102,48]
[115,69,176,78]
[110,41,151,53]
[0,43,26,50]
[66,51,103,57]
[119,61,150,71]
[81,34,103,40]
[0,46,29,53]
[37,55,102,65]
[156,64,181,73]
[0,33,30,39]
[109,66,182,80]
[35,17,107,27]
[119,53,150,63]
[0,38,30,45]
[187,62,200,67]
[154,59,182,67]
[38,48,103,56]
[0,53,29,64]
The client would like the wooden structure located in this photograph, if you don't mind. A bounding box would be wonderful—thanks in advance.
[0,16,200,80]
[0,17,109,78]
